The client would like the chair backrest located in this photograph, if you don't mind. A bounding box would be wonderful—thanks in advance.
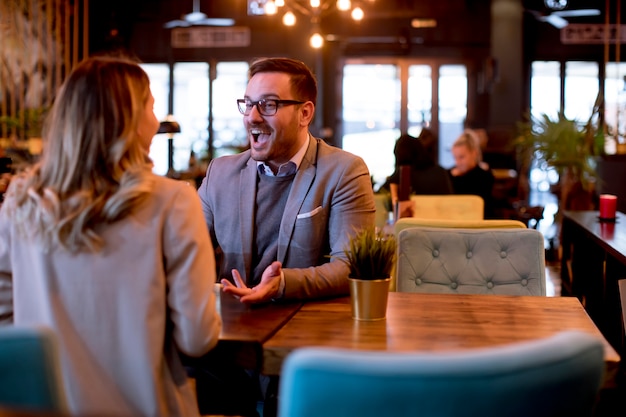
[0,326,67,413]
[278,331,605,417]
[387,218,527,292]
[410,194,484,220]
[394,217,527,236]
[396,227,546,295]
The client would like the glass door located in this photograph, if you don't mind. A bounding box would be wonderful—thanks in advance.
[341,59,468,190]
[341,63,400,191]
[141,61,248,176]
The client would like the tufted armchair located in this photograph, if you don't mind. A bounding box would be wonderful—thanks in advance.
[388,218,527,292]
[396,227,546,295]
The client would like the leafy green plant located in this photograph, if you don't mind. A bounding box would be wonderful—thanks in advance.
[515,110,602,192]
[341,226,396,280]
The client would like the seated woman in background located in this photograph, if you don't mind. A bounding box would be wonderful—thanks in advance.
[448,129,495,218]
[0,56,222,417]
[386,133,453,209]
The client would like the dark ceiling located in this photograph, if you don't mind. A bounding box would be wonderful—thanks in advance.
[88,0,621,58]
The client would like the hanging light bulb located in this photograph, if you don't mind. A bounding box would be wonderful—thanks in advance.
[275,0,285,6]
[310,32,324,48]
[283,11,296,26]
[336,0,351,11]
[351,6,364,21]
[265,1,278,15]
[310,0,321,8]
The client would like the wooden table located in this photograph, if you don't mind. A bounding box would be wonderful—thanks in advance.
[183,291,302,370]
[560,210,626,353]
[262,292,620,385]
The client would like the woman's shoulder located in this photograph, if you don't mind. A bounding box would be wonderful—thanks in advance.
[147,175,200,207]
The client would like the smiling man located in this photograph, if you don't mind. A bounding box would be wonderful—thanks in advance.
[197,57,375,305]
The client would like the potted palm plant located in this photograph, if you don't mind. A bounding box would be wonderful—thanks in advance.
[341,226,397,321]
[515,105,603,213]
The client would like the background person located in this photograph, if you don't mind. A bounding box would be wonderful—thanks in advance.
[198,57,375,304]
[196,57,375,417]
[448,129,495,218]
[0,56,222,417]
[385,133,453,211]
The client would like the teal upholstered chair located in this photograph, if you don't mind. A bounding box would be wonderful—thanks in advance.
[0,326,67,413]
[278,331,605,417]
[396,226,546,295]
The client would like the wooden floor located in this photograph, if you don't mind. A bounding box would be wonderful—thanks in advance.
[527,189,561,297]
[545,262,561,297]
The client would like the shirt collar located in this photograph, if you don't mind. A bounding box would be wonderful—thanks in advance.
[257,135,310,177]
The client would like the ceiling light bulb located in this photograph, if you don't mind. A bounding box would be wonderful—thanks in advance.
[283,11,296,26]
[310,0,321,8]
[351,6,364,21]
[336,0,351,11]
[264,1,278,15]
[275,0,285,6]
[310,32,324,48]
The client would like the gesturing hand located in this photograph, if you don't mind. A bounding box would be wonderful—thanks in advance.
[221,261,283,304]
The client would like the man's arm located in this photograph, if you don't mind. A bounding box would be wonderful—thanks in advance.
[282,154,376,300]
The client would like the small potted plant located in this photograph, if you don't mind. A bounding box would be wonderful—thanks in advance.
[341,226,397,321]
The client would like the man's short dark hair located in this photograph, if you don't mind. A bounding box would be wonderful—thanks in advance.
[248,57,317,106]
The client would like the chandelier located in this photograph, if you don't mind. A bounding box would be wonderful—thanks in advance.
[252,0,375,48]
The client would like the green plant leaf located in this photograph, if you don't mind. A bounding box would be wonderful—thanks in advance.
[340,226,397,280]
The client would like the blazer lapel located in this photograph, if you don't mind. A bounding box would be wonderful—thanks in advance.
[278,137,318,262]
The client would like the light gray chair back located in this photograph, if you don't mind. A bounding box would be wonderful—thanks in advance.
[397,227,546,295]
[278,331,605,417]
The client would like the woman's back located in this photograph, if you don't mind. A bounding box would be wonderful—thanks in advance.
[386,134,453,205]
[3,175,220,416]
[0,56,221,417]
[409,164,453,195]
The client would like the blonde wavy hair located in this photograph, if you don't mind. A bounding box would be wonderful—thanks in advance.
[452,129,483,164]
[4,56,154,253]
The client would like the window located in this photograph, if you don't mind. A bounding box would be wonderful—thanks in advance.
[407,64,432,138]
[564,61,599,123]
[341,63,400,190]
[141,61,249,176]
[341,60,468,191]
[212,62,249,158]
[604,62,626,152]
[438,64,467,169]
[140,63,170,175]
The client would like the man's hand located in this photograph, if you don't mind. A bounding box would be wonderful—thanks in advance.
[221,261,283,304]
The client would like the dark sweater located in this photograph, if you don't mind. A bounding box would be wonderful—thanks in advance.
[448,165,495,218]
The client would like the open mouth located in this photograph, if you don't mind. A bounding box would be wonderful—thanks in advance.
[250,128,271,144]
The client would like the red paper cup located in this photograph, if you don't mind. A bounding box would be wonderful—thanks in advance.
[599,194,618,220]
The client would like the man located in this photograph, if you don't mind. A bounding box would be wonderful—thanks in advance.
[198,57,375,304]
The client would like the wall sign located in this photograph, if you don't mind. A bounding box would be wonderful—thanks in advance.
[171,27,251,48]
[561,24,626,45]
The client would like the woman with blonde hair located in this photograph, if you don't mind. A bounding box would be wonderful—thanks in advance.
[0,56,221,416]
[448,129,495,218]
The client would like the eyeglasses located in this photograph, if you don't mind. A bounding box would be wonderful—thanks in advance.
[237,98,305,116]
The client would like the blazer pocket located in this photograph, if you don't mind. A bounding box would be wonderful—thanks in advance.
[296,205,323,219]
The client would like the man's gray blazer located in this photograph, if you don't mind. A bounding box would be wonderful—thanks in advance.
[198,137,376,300]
